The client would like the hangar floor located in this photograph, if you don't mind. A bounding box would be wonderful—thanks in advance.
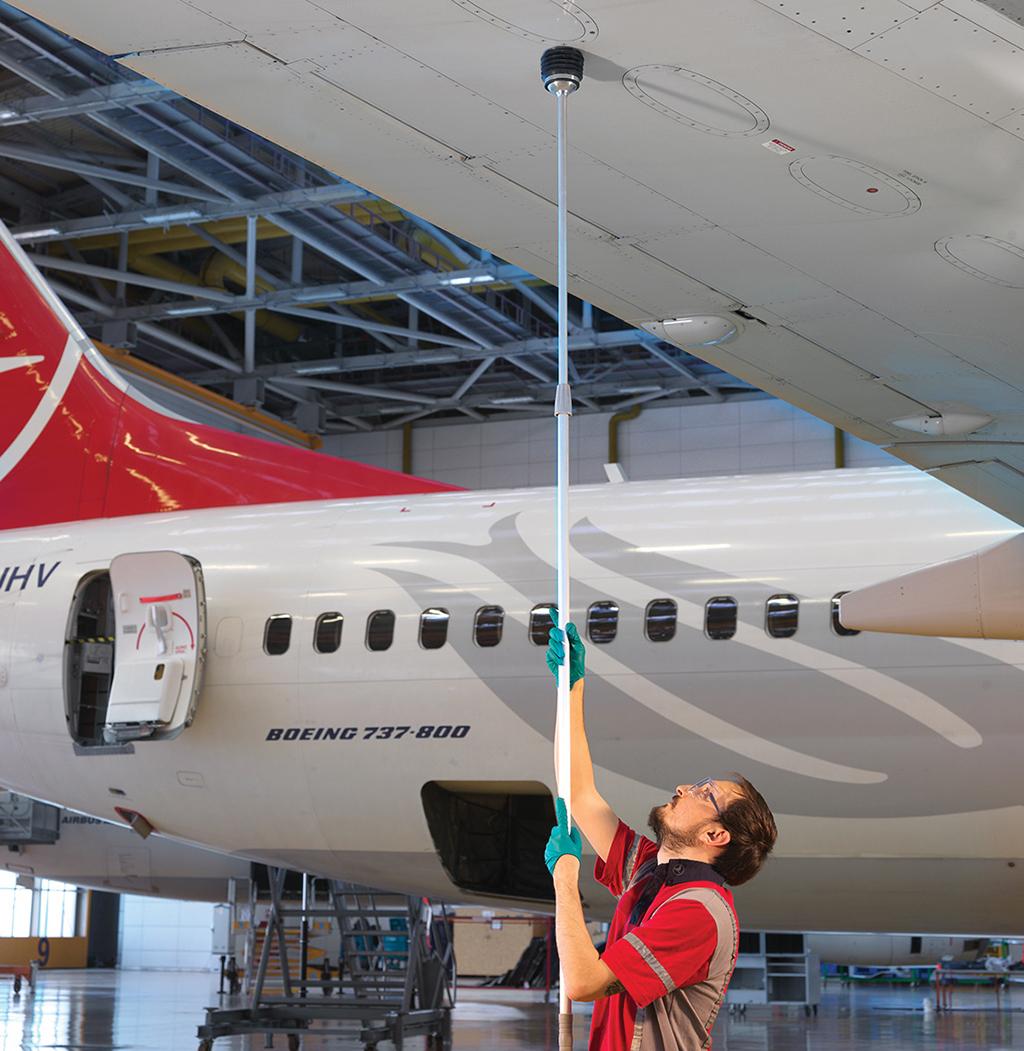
[1,970,1019,1050]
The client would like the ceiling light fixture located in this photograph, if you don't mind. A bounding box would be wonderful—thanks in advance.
[444,273,495,286]
[13,227,60,241]
[292,363,340,376]
[142,209,202,225]
[416,353,460,364]
[165,304,215,317]
[490,395,534,405]
[619,385,663,395]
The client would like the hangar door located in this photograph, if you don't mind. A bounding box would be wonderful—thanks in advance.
[66,552,207,746]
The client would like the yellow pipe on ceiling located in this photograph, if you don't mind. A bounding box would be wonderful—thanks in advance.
[126,250,301,342]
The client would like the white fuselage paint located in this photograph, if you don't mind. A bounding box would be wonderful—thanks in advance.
[1,466,1023,933]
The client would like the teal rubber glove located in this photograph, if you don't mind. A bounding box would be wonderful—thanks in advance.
[544,797,583,876]
[546,611,586,687]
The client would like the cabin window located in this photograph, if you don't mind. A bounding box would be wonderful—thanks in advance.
[588,601,619,644]
[474,606,504,647]
[705,597,737,640]
[420,608,450,650]
[530,605,556,646]
[314,612,343,653]
[831,592,860,637]
[766,594,799,638]
[366,610,395,651]
[264,615,292,656]
[645,599,677,642]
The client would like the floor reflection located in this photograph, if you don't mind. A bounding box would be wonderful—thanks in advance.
[0,970,1019,1049]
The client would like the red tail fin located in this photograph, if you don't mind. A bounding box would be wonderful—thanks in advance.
[0,223,456,531]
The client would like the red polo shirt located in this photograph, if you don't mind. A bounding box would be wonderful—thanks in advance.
[589,821,736,1051]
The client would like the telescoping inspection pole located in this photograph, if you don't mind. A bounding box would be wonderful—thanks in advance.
[541,43,584,1051]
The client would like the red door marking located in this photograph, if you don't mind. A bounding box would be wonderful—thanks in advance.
[140,592,183,604]
[172,611,195,650]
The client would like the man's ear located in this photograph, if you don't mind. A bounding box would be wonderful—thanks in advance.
[705,825,731,848]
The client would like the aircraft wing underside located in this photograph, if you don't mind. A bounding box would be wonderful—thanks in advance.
[12,0,1024,521]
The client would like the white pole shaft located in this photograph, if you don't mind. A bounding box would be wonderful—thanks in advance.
[553,83,573,1028]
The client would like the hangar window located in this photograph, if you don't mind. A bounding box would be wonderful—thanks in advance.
[314,612,344,654]
[366,610,395,652]
[420,608,450,650]
[766,594,799,638]
[530,604,556,646]
[705,597,737,640]
[264,615,292,656]
[831,592,860,637]
[645,599,677,642]
[474,606,504,647]
[588,601,619,644]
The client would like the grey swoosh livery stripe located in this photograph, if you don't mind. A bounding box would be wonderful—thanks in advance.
[382,564,884,786]
[553,516,981,749]
[371,516,1024,817]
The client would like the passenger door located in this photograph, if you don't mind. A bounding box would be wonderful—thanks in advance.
[104,551,206,743]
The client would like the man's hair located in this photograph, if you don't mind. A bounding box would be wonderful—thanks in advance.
[714,775,777,886]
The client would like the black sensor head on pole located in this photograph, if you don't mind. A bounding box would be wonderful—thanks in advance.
[541,46,584,94]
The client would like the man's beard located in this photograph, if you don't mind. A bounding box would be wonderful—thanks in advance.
[648,804,704,853]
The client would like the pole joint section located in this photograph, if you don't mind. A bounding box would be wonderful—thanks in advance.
[554,382,574,417]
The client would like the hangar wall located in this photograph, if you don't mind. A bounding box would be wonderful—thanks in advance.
[323,399,898,490]
[118,896,216,972]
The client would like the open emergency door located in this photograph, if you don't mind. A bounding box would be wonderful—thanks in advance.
[104,551,207,744]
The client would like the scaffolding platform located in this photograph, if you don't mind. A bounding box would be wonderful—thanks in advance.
[197,869,454,1050]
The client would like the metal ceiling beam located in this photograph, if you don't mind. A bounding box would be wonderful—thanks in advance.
[453,357,495,400]
[186,222,405,355]
[28,254,237,301]
[0,32,528,354]
[312,372,721,422]
[0,15,744,427]
[641,340,724,402]
[0,78,173,125]
[52,280,240,372]
[72,262,528,325]
[10,182,373,243]
[35,258,478,348]
[188,327,695,382]
[272,306,480,348]
[0,141,226,202]
[406,211,572,333]
[273,376,438,406]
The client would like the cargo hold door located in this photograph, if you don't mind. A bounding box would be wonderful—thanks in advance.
[104,551,206,743]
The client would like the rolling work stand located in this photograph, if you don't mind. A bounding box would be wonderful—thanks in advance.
[197,868,454,1050]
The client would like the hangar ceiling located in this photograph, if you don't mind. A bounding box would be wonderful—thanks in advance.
[0,2,752,439]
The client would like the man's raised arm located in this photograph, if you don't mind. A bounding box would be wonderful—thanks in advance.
[548,619,619,862]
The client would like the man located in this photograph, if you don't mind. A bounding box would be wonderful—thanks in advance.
[544,620,777,1051]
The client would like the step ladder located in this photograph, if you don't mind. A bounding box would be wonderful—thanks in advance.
[198,868,454,1050]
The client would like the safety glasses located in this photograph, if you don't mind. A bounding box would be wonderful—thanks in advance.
[686,777,723,818]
